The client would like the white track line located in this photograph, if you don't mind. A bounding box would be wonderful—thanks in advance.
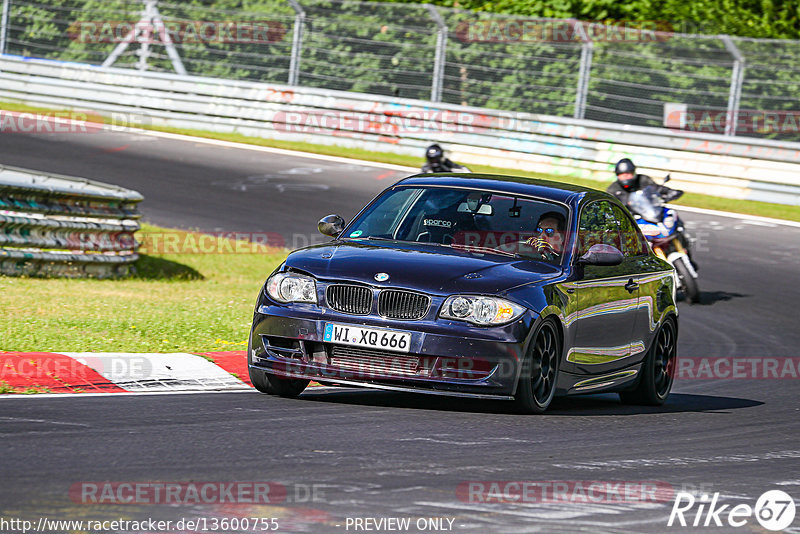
[105,124,419,172]
[0,386,343,400]
[11,115,797,227]
[665,204,800,228]
[114,126,800,228]
[0,389,257,399]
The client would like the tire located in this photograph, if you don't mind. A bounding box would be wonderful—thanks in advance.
[674,256,700,303]
[247,338,309,397]
[249,366,276,394]
[619,319,677,406]
[514,319,561,414]
[262,373,310,398]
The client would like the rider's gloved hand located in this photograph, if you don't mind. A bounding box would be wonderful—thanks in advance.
[659,186,684,202]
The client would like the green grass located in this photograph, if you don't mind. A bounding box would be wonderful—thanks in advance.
[0,224,287,353]
[4,99,800,222]
[1,97,798,354]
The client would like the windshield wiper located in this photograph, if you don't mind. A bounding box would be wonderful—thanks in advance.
[450,243,519,257]
[350,235,457,248]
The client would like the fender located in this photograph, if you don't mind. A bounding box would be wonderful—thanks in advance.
[667,251,698,278]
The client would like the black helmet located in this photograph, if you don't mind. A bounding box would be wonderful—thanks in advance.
[426,144,444,164]
[615,158,636,175]
[614,158,637,189]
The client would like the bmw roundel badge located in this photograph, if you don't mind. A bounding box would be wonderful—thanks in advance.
[374,272,390,282]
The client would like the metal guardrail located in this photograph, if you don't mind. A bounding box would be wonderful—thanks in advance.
[0,164,142,277]
[1,55,799,206]
[3,0,800,142]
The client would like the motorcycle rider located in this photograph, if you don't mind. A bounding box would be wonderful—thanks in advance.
[606,158,681,204]
[609,158,697,270]
[421,144,470,173]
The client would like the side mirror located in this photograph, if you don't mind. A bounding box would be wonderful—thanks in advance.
[318,214,345,238]
[577,244,624,266]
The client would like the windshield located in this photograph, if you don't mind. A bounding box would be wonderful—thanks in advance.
[343,186,570,264]
[627,185,663,223]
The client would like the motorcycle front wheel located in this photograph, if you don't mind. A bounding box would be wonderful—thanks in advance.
[674,256,700,304]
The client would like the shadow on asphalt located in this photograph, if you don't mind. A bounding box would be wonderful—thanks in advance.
[694,290,749,306]
[297,389,762,416]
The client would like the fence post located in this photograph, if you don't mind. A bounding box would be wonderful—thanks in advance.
[136,0,157,71]
[286,0,305,86]
[425,4,447,103]
[152,0,187,75]
[573,21,593,120]
[721,35,745,137]
[0,0,10,56]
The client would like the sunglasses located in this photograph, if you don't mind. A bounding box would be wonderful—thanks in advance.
[537,227,557,236]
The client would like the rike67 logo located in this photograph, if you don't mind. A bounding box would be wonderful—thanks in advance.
[668,490,796,531]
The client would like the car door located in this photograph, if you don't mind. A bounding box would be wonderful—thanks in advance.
[613,203,675,364]
[566,200,642,374]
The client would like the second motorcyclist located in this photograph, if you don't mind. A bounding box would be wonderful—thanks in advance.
[421,144,470,173]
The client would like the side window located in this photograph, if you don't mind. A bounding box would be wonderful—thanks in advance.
[578,201,620,255]
[613,204,644,256]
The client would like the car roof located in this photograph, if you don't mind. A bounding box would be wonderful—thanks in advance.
[395,173,608,206]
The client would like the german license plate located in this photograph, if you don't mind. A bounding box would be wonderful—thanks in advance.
[323,323,411,353]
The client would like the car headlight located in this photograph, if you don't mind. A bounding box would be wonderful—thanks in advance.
[266,272,317,303]
[440,295,525,325]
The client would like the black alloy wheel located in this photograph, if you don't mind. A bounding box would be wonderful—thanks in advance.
[514,319,560,414]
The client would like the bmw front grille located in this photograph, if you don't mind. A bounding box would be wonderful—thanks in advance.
[378,289,430,320]
[325,285,430,320]
[326,284,372,315]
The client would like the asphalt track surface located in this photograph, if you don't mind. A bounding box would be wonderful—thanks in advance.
[1,129,800,533]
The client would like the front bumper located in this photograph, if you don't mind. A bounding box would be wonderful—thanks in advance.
[248,303,537,399]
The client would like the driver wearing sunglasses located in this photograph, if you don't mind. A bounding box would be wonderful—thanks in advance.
[527,212,566,259]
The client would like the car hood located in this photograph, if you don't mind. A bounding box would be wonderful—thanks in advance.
[283,240,562,295]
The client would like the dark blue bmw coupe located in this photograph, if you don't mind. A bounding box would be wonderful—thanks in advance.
[248,174,678,413]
